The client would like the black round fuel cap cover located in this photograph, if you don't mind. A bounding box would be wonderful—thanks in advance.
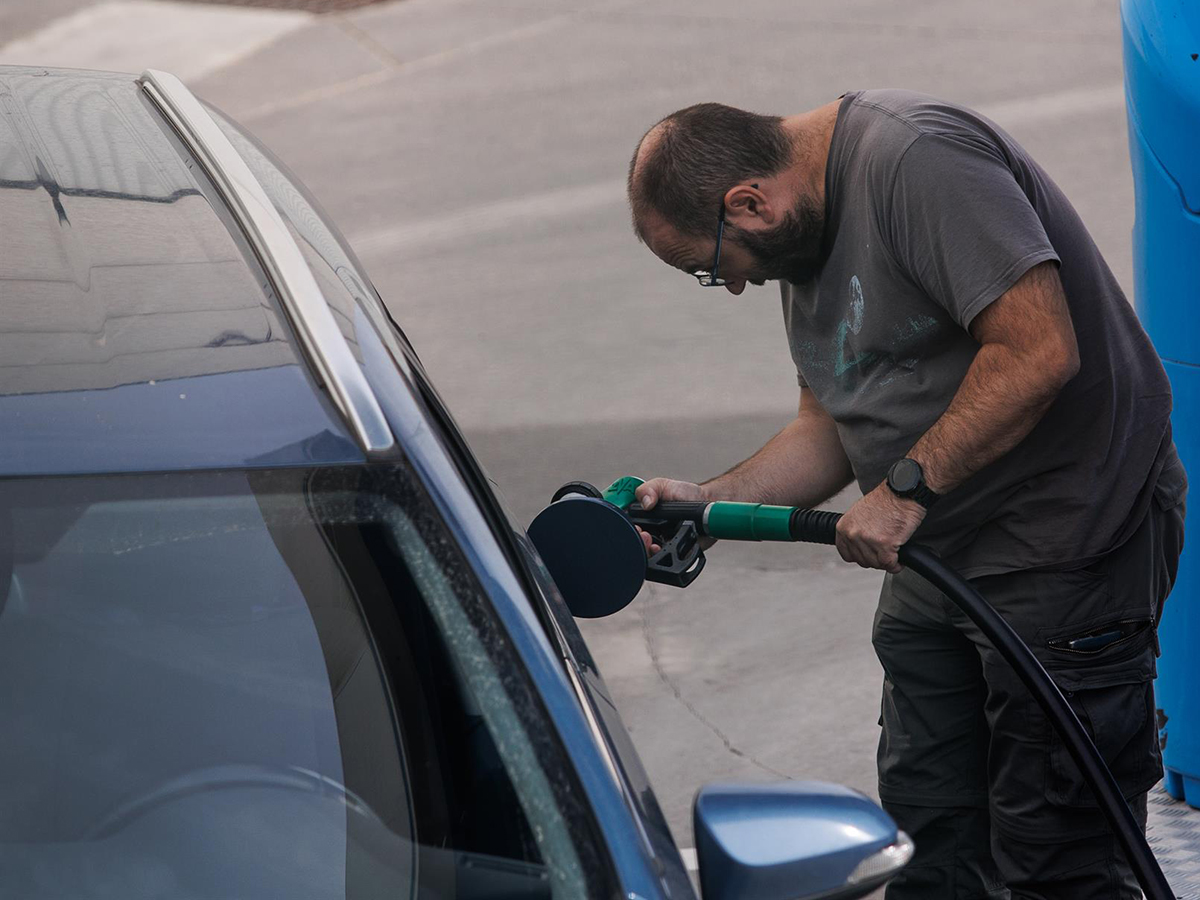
[527,497,646,618]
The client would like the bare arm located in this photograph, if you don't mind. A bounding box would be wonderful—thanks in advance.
[836,260,1080,571]
[702,387,854,507]
[635,387,854,523]
[907,260,1080,492]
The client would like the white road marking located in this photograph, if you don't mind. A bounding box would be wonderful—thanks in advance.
[679,847,699,871]
[0,1,309,81]
[237,11,572,122]
[975,83,1124,128]
[348,177,627,258]
[237,0,649,122]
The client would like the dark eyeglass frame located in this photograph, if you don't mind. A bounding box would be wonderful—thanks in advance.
[692,205,727,287]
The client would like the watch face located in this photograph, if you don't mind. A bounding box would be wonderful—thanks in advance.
[889,458,922,493]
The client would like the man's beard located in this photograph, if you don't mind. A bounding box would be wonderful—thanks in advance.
[729,195,825,286]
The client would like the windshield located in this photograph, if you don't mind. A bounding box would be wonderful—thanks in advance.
[0,465,591,899]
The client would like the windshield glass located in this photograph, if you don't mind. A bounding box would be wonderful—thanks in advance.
[0,466,588,899]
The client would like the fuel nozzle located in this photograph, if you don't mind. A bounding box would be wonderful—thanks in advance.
[527,476,839,619]
[601,476,707,589]
[527,477,705,618]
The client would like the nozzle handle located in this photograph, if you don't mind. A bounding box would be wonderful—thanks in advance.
[602,476,645,511]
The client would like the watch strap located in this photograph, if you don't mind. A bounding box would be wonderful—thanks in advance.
[910,480,939,509]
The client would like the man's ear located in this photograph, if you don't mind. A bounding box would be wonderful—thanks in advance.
[723,183,774,227]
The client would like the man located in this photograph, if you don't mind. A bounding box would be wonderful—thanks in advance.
[626,92,1186,898]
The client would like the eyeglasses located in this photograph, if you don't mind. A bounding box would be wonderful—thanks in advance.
[691,205,727,287]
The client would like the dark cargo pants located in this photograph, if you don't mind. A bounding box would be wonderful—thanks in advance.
[873,481,1185,899]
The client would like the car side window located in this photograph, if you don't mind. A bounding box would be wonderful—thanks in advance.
[0,467,593,899]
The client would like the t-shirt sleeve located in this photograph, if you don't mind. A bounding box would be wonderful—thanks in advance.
[886,133,1060,329]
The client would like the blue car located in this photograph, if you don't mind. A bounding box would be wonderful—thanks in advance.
[0,65,911,900]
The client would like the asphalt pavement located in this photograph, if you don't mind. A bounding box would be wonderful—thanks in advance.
[0,0,1170,886]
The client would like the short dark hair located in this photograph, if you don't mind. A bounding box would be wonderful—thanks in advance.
[628,103,792,240]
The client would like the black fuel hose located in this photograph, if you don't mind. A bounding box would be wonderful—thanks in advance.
[785,510,1174,900]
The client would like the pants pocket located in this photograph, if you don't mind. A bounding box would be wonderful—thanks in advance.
[1046,673,1162,808]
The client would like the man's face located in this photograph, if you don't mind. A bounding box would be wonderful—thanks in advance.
[643,193,825,295]
[728,192,826,288]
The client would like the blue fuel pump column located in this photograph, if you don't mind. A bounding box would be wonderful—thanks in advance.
[1123,0,1200,806]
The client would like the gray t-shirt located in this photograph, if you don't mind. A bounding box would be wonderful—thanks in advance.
[782,89,1183,575]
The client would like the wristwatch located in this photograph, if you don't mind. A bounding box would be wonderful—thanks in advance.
[886,458,940,509]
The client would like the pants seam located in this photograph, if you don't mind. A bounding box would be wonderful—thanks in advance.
[879,784,989,807]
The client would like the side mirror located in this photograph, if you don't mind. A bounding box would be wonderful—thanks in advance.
[693,781,913,900]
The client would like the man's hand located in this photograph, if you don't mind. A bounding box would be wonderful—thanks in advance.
[835,483,926,573]
[634,478,716,556]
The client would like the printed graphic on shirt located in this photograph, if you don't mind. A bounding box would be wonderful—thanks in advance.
[827,275,937,391]
[835,276,879,378]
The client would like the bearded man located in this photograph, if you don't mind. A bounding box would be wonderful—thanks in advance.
[626,92,1186,899]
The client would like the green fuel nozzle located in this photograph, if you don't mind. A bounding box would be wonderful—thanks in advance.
[600,475,645,510]
[532,477,842,610]
[602,477,841,545]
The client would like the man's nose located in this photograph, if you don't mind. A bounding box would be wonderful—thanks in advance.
[725,280,747,295]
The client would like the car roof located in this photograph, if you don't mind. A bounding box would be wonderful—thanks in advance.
[0,66,384,477]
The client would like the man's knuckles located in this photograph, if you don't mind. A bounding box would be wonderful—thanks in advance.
[837,521,886,545]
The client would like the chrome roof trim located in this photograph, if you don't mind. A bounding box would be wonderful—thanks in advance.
[139,68,396,458]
